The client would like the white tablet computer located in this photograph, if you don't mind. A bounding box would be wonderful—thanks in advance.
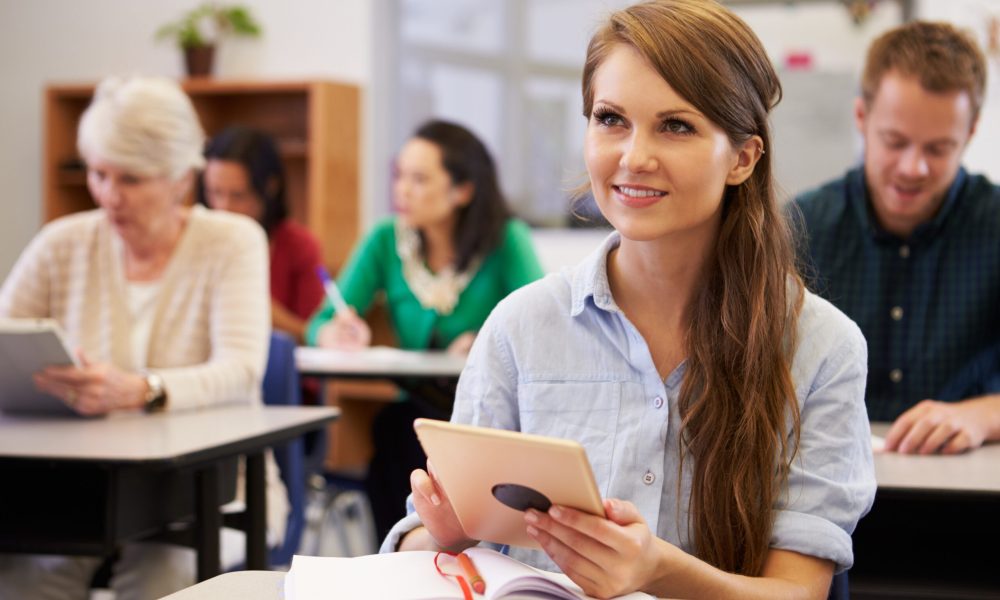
[413,418,605,548]
[0,318,81,416]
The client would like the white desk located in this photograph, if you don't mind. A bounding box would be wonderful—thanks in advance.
[295,346,465,379]
[0,405,338,581]
[853,423,1000,599]
[870,422,1000,493]
[163,570,285,599]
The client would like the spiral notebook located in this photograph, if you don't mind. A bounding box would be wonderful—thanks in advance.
[284,547,652,600]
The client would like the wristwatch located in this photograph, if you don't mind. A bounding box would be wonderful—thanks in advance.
[142,371,168,413]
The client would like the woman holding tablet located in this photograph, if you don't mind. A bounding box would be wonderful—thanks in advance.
[0,77,286,600]
[386,1,875,598]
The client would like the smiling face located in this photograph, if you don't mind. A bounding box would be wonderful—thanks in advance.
[857,70,975,237]
[584,44,755,247]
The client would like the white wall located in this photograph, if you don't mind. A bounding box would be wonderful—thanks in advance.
[0,0,374,279]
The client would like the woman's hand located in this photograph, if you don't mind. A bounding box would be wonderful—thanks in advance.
[33,351,147,415]
[407,463,476,552]
[316,308,371,350]
[446,331,476,356]
[526,498,660,599]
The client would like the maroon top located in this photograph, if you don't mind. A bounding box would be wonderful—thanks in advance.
[269,219,325,320]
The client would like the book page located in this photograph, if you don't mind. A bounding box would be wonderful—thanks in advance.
[285,549,653,600]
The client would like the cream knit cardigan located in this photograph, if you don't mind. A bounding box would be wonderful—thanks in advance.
[0,205,269,410]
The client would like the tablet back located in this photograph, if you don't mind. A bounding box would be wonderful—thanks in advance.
[0,319,81,416]
[414,418,604,548]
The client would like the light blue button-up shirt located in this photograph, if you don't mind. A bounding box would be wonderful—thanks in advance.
[382,232,876,574]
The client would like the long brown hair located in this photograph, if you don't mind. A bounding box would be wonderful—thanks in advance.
[582,0,804,575]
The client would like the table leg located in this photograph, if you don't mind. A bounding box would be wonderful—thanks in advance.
[194,463,221,581]
[245,451,268,570]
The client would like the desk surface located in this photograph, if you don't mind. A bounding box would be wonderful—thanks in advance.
[0,405,339,465]
[163,570,285,599]
[296,346,465,379]
[870,422,1000,494]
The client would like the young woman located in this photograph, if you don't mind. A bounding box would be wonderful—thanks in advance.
[200,125,325,343]
[307,119,545,540]
[386,2,876,599]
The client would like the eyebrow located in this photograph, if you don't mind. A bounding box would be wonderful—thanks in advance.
[877,129,959,148]
[593,99,704,120]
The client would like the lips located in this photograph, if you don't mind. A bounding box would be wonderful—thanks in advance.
[612,184,666,208]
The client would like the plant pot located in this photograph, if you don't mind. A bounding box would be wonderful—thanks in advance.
[183,45,215,78]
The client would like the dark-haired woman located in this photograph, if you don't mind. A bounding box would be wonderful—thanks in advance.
[201,125,325,343]
[307,119,544,539]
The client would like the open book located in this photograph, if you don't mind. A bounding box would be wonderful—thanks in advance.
[284,547,652,600]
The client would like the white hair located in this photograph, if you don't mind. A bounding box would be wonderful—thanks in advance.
[77,76,206,180]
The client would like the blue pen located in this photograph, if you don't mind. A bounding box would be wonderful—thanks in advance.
[315,265,351,315]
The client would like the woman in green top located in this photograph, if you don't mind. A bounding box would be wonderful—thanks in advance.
[306,119,544,539]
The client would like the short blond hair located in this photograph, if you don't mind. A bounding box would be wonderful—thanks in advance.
[77,76,206,180]
[862,21,987,121]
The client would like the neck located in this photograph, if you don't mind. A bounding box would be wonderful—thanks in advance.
[122,206,189,280]
[608,222,718,328]
[419,217,458,271]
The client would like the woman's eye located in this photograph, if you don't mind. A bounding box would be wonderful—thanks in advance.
[593,109,624,127]
[662,119,694,135]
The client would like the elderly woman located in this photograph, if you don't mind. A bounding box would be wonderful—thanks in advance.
[0,76,287,600]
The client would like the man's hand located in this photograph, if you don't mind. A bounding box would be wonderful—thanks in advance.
[884,396,1000,454]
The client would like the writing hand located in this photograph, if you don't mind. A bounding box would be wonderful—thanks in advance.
[884,398,990,454]
[34,350,146,415]
[445,332,476,357]
[526,499,659,599]
[410,462,475,552]
[317,308,371,350]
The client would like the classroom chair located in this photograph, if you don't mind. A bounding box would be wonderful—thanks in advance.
[828,571,848,600]
[258,330,307,567]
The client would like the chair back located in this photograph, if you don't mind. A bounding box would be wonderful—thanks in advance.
[262,330,305,566]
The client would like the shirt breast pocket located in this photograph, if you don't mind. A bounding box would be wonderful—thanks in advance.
[517,381,621,490]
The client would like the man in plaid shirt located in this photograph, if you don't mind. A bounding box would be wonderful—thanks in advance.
[792,21,1000,455]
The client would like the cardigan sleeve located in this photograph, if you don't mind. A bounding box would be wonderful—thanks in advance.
[0,223,57,319]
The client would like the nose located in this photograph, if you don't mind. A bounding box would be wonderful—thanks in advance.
[95,178,125,208]
[897,147,929,179]
[620,131,657,173]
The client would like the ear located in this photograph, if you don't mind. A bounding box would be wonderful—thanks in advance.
[173,170,195,203]
[968,116,979,140]
[726,135,764,186]
[854,96,867,136]
[450,182,474,208]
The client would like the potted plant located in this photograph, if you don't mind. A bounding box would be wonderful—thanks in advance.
[155,3,262,78]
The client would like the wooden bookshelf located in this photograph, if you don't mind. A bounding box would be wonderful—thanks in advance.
[43,79,361,273]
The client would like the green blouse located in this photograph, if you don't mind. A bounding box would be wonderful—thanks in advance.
[305,218,544,350]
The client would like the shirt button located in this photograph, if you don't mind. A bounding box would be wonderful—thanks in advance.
[899,245,910,258]
[653,396,664,409]
[890,306,903,321]
[889,369,903,383]
[642,471,656,485]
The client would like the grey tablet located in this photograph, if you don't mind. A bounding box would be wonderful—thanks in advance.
[414,418,605,548]
[0,319,81,416]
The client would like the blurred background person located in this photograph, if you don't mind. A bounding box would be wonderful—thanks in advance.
[307,119,545,540]
[200,125,325,344]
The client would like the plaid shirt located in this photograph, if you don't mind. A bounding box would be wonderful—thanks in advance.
[791,167,1000,421]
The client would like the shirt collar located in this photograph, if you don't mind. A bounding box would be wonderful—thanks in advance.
[849,166,968,244]
[569,231,621,317]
